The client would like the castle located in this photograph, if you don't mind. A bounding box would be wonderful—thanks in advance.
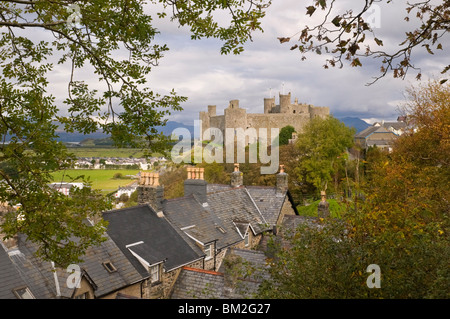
[199,92,330,142]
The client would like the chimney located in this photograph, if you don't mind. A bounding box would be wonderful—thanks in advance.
[184,167,208,206]
[138,172,164,217]
[230,163,243,188]
[318,190,330,218]
[276,165,288,196]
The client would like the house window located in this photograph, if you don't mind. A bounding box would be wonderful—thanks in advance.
[74,292,90,299]
[13,287,35,299]
[204,244,213,260]
[150,264,160,283]
[244,232,250,247]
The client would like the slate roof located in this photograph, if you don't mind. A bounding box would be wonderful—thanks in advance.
[246,186,287,225]
[170,248,268,299]
[163,195,226,253]
[206,187,268,235]
[206,183,233,193]
[355,125,386,138]
[103,204,203,274]
[164,183,293,252]
[0,243,37,299]
[217,248,270,283]
[355,124,399,138]
[1,231,145,299]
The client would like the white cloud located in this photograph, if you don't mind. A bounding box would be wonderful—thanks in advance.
[18,0,447,126]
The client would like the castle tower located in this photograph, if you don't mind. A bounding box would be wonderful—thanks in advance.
[264,97,275,114]
[279,92,291,113]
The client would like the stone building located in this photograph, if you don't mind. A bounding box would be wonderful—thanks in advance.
[199,92,329,143]
[354,118,407,151]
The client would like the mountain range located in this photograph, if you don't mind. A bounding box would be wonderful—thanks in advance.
[54,118,370,143]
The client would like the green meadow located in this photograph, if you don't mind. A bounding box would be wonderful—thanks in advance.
[51,169,140,194]
[296,199,345,218]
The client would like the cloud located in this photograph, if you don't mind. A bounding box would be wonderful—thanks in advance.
[145,0,449,125]
[14,0,446,126]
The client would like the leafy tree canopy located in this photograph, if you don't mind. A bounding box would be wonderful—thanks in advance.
[258,80,450,298]
[294,116,355,193]
[0,0,270,266]
[279,125,295,146]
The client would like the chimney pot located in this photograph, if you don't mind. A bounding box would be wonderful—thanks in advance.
[231,163,243,187]
[276,164,288,196]
[137,171,164,210]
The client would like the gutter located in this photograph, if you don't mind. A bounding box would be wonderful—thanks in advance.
[50,261,61,298]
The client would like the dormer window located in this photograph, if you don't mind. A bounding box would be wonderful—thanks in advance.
[103,261,117,273]
[244,232,250,247]
[13,287,34,299]
[216,225,226,234]
[150,264,161,283]
[204,243,213,260]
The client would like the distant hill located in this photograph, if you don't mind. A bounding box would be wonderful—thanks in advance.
[155,121,194,137]
[337,117,370,133]
[54,121,194,143]
[52,118,368,143]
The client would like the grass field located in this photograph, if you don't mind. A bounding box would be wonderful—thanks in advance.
[51,169,140,194]
[296,199,344,218]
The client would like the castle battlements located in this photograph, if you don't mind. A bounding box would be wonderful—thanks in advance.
[199,92,329,142]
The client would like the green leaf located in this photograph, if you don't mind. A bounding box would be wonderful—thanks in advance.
[331,16,341,27]
[306,6,316,16]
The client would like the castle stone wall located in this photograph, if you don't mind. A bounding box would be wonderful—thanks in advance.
[200,93,330,142]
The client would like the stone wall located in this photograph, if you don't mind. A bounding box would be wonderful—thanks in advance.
[200,93,329,142]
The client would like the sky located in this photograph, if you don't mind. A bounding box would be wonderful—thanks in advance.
[142,0,448,125]
[19,0,448,127]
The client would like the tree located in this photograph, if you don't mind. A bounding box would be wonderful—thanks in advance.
[277,1,450,84]
[278,125,295,146]
[257,80,450,298]
[293,116,355,194]
[0,0,270,266]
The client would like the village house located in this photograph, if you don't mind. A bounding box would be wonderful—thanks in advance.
[1,163,297,299]
[0,222,148,299]
[48,182,85,196]
[354,117,407,151]
[103,193,206,298]
[114,182,138,200]
[170,248,270,299]
[138,165,296,274]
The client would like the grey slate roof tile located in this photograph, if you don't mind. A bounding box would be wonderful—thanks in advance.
[103,204,203,273]
[1,229,145,299]
[171,248,269,299]
[163,195,234,251]
[165,183,291,252]
[246,186,286,225]
[0,244,33,299]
